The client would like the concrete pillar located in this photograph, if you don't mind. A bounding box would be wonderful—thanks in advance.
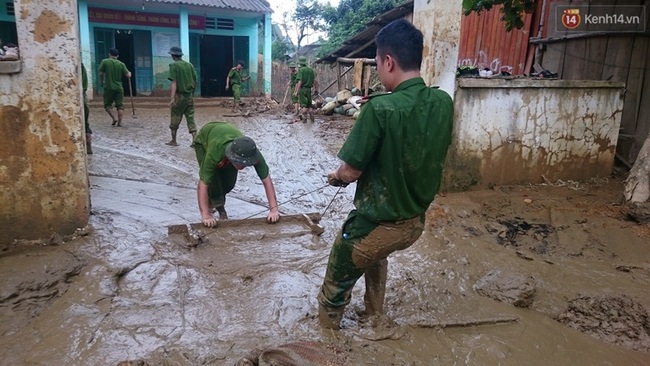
[0,0,89,245]
[249,20,259,95]
[78,0,93,96]
[413,0,463,98]
[179,7,189,56]
[263,13,272,97]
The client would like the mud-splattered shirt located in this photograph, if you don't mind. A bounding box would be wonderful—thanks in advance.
[296,66,316,88]
[338,77,453,222]
[290,71,298,88]
[194,122,269,185]
[168,59,197,94]
[98,58,129,91]
[228,68,242,85]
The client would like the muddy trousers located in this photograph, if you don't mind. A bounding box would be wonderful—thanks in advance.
[317,214,424,328]
[170,93,197,133]
[84,93,92,154]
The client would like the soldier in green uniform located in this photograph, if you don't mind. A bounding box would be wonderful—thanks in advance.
[98,48,131,127]
[81,63,92,154]
[292,56,318,123]
[226,61,250,112]
[288,62,300,116]
[317,19,454,329]
[166,46,198,147]
[194,122,280,227]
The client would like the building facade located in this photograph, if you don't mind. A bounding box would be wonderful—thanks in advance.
[79,0,273,97]
[0,0,273,245]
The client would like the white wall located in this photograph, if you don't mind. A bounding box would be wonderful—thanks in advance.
[0,0,89,244]
[413,0,463,97]
[445,79,625,189]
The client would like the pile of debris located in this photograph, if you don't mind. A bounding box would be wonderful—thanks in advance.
[320,88,366,119]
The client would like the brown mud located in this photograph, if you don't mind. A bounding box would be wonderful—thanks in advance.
[1,101,650,365]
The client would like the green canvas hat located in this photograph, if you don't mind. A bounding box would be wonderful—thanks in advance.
[298,56,307,65]
[225,136,262,167]
[168,46,183,56]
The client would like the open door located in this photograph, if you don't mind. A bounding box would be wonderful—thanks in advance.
[115,30,135,96]
[190,33,201,97]
[200,35,233,97]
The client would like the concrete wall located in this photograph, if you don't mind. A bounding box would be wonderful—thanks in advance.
[413,0,462,97]
[444,79,625,190]
[0,0,89,245]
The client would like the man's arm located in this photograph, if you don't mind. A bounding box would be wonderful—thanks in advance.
[170,80,177,106]
[225,70,231,90]
[294,80,302,96]
[327,162,362,186]
[197,180,217,227]
[99,71,104,86]
[261,175,280,223]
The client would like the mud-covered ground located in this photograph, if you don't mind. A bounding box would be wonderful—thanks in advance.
[1,100,650,365]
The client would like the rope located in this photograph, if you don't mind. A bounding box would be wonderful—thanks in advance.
[241,183,332,220]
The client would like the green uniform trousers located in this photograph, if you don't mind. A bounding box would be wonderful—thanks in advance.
[103,88,124,110]
[298,86,312,108]
[318,211,425,312]
[170,93,197,133]
[232,83,241,103]
[84,92,91,134]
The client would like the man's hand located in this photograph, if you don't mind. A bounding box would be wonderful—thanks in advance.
[267,208,280,223]
[225,85,229,90]
[327,171,348,187]
[170,97,176,108]
[202,214,217,228]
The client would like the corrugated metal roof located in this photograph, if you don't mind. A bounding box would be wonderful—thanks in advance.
[458,5,533,75]
[145,0,271,13]
[317,1,413,64]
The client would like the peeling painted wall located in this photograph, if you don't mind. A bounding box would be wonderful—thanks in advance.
[444,79,625,190]
[0,0,89,244]
[413,0,462,97]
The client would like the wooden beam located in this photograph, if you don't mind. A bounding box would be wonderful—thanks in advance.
[337,61,341,91]
[344,38,376,59]
[530,30,650,44]
[336,57,376,65]
[321,66,354,95]
[364,64,372,96]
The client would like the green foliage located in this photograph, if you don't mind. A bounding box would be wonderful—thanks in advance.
[272,40,291,61]
[319,0,403,57]
[292,0,331,49]
[462,0,535,31]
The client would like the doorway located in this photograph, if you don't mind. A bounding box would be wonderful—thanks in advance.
[115,30,136,96]
[200,35,233,97]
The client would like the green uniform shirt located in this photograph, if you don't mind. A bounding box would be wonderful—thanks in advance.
[168,59,197,94]
[290,72,298,88]
[194,122,269,184]
[296,66,315,88]
[81,63,88,92]
[338,77,453,222]
[228,68,242,85]
[98,58,129,90]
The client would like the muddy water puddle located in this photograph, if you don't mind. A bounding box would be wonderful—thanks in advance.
[1,106,649,365]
